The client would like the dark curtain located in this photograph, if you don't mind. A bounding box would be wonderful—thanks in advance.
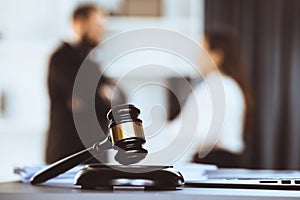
[205,0,300,169]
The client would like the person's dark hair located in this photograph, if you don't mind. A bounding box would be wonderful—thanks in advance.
[205,30,252,131]
[72,3,100,21]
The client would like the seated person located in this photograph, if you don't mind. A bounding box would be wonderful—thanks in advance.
[165,30,251,166]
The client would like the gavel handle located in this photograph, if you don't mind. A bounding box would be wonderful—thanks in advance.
[30,138,112,185]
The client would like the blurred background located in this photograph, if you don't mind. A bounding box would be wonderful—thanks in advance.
[0,0,299,181]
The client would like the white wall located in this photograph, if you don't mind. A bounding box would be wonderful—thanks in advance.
[0,0,71,181]
[0,40,55,181]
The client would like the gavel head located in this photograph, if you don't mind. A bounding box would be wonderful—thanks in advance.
[107,104,148,165]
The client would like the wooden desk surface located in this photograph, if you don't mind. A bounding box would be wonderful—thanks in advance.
[0,181,300,200]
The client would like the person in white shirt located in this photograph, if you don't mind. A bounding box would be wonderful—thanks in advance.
[166,31,251,166]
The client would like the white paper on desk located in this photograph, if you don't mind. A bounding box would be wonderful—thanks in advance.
[175,163,218,181]
[205,168,300,180]
[13,165,82,185]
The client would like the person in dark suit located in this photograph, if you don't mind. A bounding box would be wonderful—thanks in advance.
[45,4,124,164]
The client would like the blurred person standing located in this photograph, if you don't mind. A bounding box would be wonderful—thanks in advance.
[46,4,124,164]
